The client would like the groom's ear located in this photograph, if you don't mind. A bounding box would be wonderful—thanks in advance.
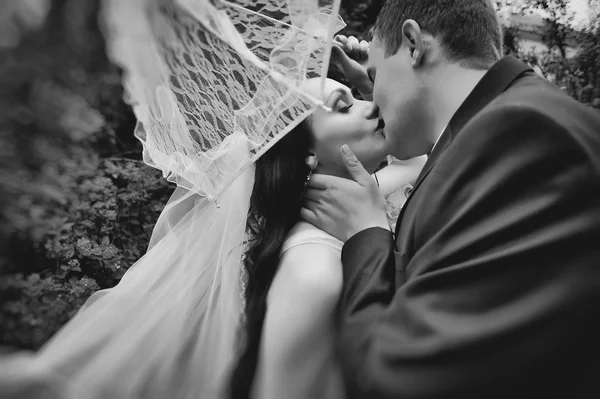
[401,20,426,68]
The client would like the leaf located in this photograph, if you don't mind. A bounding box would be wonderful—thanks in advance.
[76,237,93,256]
[27,274,41,284]
[61,222,75,231]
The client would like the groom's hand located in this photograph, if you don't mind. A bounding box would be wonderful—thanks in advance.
[301,145,389,242]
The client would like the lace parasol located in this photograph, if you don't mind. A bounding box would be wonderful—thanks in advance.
[103,0,345,198]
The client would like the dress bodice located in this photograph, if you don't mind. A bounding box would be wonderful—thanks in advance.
[281,222,343,255]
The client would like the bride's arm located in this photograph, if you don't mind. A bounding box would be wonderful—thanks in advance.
[252,244,343,399]
[374,155,427,198]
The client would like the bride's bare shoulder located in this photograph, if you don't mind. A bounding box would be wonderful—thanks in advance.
[269,222,343,301]
[288,220,325,235]
[282,221,342,252]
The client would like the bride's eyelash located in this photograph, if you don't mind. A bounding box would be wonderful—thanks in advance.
[339,103,353,113]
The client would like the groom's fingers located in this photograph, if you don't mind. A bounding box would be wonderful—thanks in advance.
[300,206,319,226]
[305,173,331,190]
[340,145,373,187]
[302,187,324,203]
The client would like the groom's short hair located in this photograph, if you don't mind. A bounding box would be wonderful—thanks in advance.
[374,0,503,68]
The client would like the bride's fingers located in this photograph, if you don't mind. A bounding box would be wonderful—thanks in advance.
[331,45,356,75]
[331,43,347,63]
[335,34,348,43]
[347,36,360,56]
[359,40,369,60]
[334,35,348,48]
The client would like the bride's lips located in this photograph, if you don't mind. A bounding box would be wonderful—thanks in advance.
[375,118,386,137]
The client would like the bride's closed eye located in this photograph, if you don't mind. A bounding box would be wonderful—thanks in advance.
[338,102,353,113]
[334,94,354,113]
[325,87,354,113]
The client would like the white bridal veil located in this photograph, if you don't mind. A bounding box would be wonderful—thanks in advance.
[0,0,345,398]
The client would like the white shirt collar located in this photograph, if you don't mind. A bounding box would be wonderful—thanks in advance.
[430,125,448,155]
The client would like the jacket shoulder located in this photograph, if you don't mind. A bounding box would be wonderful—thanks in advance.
[466,76,600,174]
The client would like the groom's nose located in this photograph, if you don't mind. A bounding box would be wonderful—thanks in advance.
[365,102,379,120]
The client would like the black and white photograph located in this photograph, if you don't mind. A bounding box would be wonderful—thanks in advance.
[1,0,599,398]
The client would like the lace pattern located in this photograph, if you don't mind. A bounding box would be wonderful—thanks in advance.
[103,0,345,198]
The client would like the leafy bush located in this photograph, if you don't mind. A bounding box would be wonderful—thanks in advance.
[0,0,172,350]
[1,154,171,349]
[502,0,600,107]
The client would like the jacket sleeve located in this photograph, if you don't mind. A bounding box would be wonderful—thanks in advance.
[337,105,600,398]
[340,227,396,316]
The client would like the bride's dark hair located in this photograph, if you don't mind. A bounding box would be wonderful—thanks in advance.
[229,119,314,398]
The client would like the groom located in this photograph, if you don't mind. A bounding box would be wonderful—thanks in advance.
[303,0,600,397]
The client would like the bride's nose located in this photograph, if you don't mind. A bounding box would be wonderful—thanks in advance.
[365,102,379,120]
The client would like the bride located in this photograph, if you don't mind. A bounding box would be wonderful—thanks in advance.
[0,1,424,398]
[228,76,421,399]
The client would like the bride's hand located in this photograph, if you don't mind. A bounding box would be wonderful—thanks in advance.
[331,35,373,99]
[334,35,369,63]
[376,156,427,198]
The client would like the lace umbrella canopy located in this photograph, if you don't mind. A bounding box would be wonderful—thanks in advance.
[103,0,345,199]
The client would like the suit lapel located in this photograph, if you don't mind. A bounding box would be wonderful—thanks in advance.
[394,56,532,238]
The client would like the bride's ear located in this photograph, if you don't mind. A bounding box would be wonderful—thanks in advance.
[305,153,318,171]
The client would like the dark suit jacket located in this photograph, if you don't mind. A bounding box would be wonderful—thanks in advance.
[339,56,600,398]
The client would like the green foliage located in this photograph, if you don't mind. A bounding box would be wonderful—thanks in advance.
[338,0,384,40]
[527,0,572,58]
[0,0,173,350]
[1,272,99,350]
[506,0,600,106]
[1,154,171,349]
